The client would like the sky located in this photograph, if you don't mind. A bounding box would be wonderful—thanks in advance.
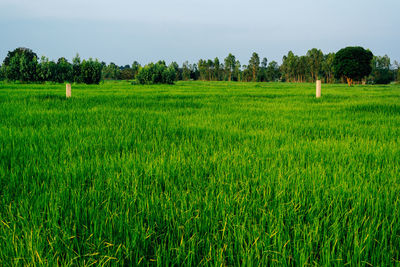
[0,0,399,66]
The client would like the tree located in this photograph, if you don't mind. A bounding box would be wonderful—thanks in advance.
[248,52,260,82]
[72,54,82,83]
[396,61,400,82]
[131,61,141,78]
[398,68,400,83]
[182,61,191,81]
[333,46,373,86]
[306,48,324,82]
[266,61,281,81]
[321,53,335,83]
[369,55,393,84]
[198,59,208,80]
[281,51,297,82]
[55,57,73,83]
[224,53,236,81]
[102,63,121,80]
[207,59,214,81]
[3,47,38,82]
[0,64,4,80]
[136,61,176,85]
[258,57,268,82]
[213,57,221,81]
[234,60,241,81]
[37,56,52,82]
[169,61,181,81]
[80,58,102,84]
[120,68,135,80]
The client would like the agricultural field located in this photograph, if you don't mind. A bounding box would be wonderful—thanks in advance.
[0,81,400,265]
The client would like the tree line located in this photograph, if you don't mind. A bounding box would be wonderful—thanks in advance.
[1,47,399,85]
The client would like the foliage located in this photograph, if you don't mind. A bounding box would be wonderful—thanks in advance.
[2,47,38,82]
[80,58,103,84]
[333,46,373,86]
[136,61,176,84]
[224,53,236,81]
[102,62,121,80]
[54,57,73,83]
[265,61,281,81]
[321,53,335,83]
[369,55,394,84]
[182,61,191,81]
[120,68,135,80]
[398,69,400,82]
[131,61,141,78]
[248,52,260,82]
[0,64,4,80]
[170,62,181,81]
[306,48,324,82]
[72,54,82,83]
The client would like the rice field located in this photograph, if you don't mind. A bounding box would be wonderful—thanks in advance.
[0,81,400,265]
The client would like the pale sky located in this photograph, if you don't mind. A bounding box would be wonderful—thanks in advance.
[0,0,399,66]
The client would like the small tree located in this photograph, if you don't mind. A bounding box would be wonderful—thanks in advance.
[333,46,373,86]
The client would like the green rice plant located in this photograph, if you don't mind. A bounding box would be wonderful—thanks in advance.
[0,81,399,265]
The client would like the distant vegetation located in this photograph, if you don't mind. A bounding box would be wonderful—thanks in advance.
[0,47,399,85]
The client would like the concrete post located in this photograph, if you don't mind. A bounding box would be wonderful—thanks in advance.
[316,80,321,98]
[66,83,71,98]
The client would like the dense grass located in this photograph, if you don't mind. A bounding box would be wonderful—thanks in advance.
[0,81,400,266]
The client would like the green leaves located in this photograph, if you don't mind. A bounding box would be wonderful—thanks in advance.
[80,58,103,85]
[333,47,373,85]
[136,62,176,85]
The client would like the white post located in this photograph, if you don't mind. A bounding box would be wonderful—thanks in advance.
[316,80,321,98]
[66,83,71,98]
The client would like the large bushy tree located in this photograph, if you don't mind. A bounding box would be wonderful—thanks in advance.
[3,47,38,82]
[333,46,373,86]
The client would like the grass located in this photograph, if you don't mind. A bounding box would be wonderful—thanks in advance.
[0,80,400,265]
